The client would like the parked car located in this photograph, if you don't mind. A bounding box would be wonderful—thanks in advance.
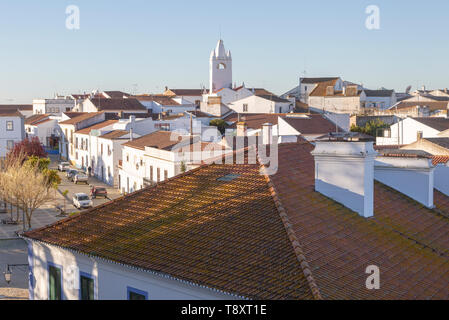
[73,193,93,210]
[73,172,89,184]
[66,169,78,181]
[58,162,70,172]
[90,186,108,199]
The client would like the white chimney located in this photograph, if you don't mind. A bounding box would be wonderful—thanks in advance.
[236,122,247,137]
[375,153,435,208]
[262,123,273,145]
[312,137,377,218]
[129,115,136,141]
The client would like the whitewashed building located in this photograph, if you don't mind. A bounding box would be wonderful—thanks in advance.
[25,114,59,148]
[228,94,294,114]
[33,97,76,116]
[0,110,25,158]
[118,131,228,193]
[377,117,449,146]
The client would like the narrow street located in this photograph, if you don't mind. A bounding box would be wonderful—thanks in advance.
[0,156,123,300]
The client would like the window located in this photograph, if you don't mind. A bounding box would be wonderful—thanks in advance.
[127,287,148,300]
[217,63,226,70]
[164,170,168,181]
[80,273,95,300]
[150,166,153,182]
[101,144,103,155]
[6,121,13,131]
[157,168,160,182]
[243,104,248,112]
[126,154,129,162]
[48,264,62,300]
[6,140,14,151]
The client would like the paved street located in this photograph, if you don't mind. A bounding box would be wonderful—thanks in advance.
[0,157,122,240]
[0,239,28,300]
[0,158,123,299]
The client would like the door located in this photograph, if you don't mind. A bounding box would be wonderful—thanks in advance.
[48,265,62,300]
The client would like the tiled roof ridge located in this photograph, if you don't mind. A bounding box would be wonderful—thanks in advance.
[258,146,323,300]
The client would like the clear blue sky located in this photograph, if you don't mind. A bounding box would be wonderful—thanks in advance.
[1,0,448,103]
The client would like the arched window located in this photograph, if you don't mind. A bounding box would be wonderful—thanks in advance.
[217,63,226,70]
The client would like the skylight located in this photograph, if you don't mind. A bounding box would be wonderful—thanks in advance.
[217,173,241,182]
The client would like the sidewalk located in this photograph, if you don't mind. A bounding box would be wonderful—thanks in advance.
[0,190,69,239]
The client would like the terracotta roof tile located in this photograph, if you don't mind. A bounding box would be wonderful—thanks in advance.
[23,162,313,300]
[75,120,118,135]
[59,112,104,125]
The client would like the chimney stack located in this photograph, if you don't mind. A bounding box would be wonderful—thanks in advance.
[262,123,273,145]
[236,122,247,137]
[129,115,136,141]
[312,133,377,218]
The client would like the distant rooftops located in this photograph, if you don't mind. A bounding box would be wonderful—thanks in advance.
[88,98,146,111]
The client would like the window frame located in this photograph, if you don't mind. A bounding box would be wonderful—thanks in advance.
[6,121,14,131]
[127,286,148,300]
[48,262,63,300]
[79,271,96,300]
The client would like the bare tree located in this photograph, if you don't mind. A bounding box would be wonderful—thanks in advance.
[0,153,55,231]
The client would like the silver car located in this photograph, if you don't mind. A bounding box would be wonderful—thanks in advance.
[58,162,70,172]
[73,172,89,184]
[73,193,93,209]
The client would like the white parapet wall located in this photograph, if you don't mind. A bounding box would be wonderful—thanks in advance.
[374,157,435,208]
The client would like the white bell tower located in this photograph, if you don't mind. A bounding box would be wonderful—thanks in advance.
[209,39,232,93]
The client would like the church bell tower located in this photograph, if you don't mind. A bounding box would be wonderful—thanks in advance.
[209,39,232,93]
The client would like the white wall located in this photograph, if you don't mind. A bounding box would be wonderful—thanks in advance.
[376,118,441,146]
[374,157,434,208]
[0,116,25,158]
[434,164,449,196]
[28,241,237,300]
[229,95,293,114]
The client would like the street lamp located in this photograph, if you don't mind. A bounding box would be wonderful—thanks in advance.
[3,264,28,285]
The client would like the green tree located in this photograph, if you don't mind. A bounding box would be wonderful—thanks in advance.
[351,119,390,137]
[25,156,61,188]
[209,119,228,135]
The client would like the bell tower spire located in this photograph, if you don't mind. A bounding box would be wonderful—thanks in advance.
[209,39,232,93]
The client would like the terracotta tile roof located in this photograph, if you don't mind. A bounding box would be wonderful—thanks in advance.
[432,155,449,165]
[122,131,183,151]
[133,95,181,106]
[377,149,433,159]
[23,161,313,300]
[223,113,284,129]
[99,130,129,140]
[0,104,33,111]
[392,101,449,111]
[237,88,275,96]
[165,89,204,96]
[412,117,449,132]
[59,112,104,125]
[423,137,449,150]
[75,120,118,135]
[25,114,50,125]
[364,89,395,97]
[374,145,404,151]
[281,114,343,135]
[256,94,291,103]
[0,110,23,117]
[308,79,340,97]
[102,91,131,99]
[22,141,449,299]
[300,77,340,84]
[269,142,449,299]
[89,98,146,112]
